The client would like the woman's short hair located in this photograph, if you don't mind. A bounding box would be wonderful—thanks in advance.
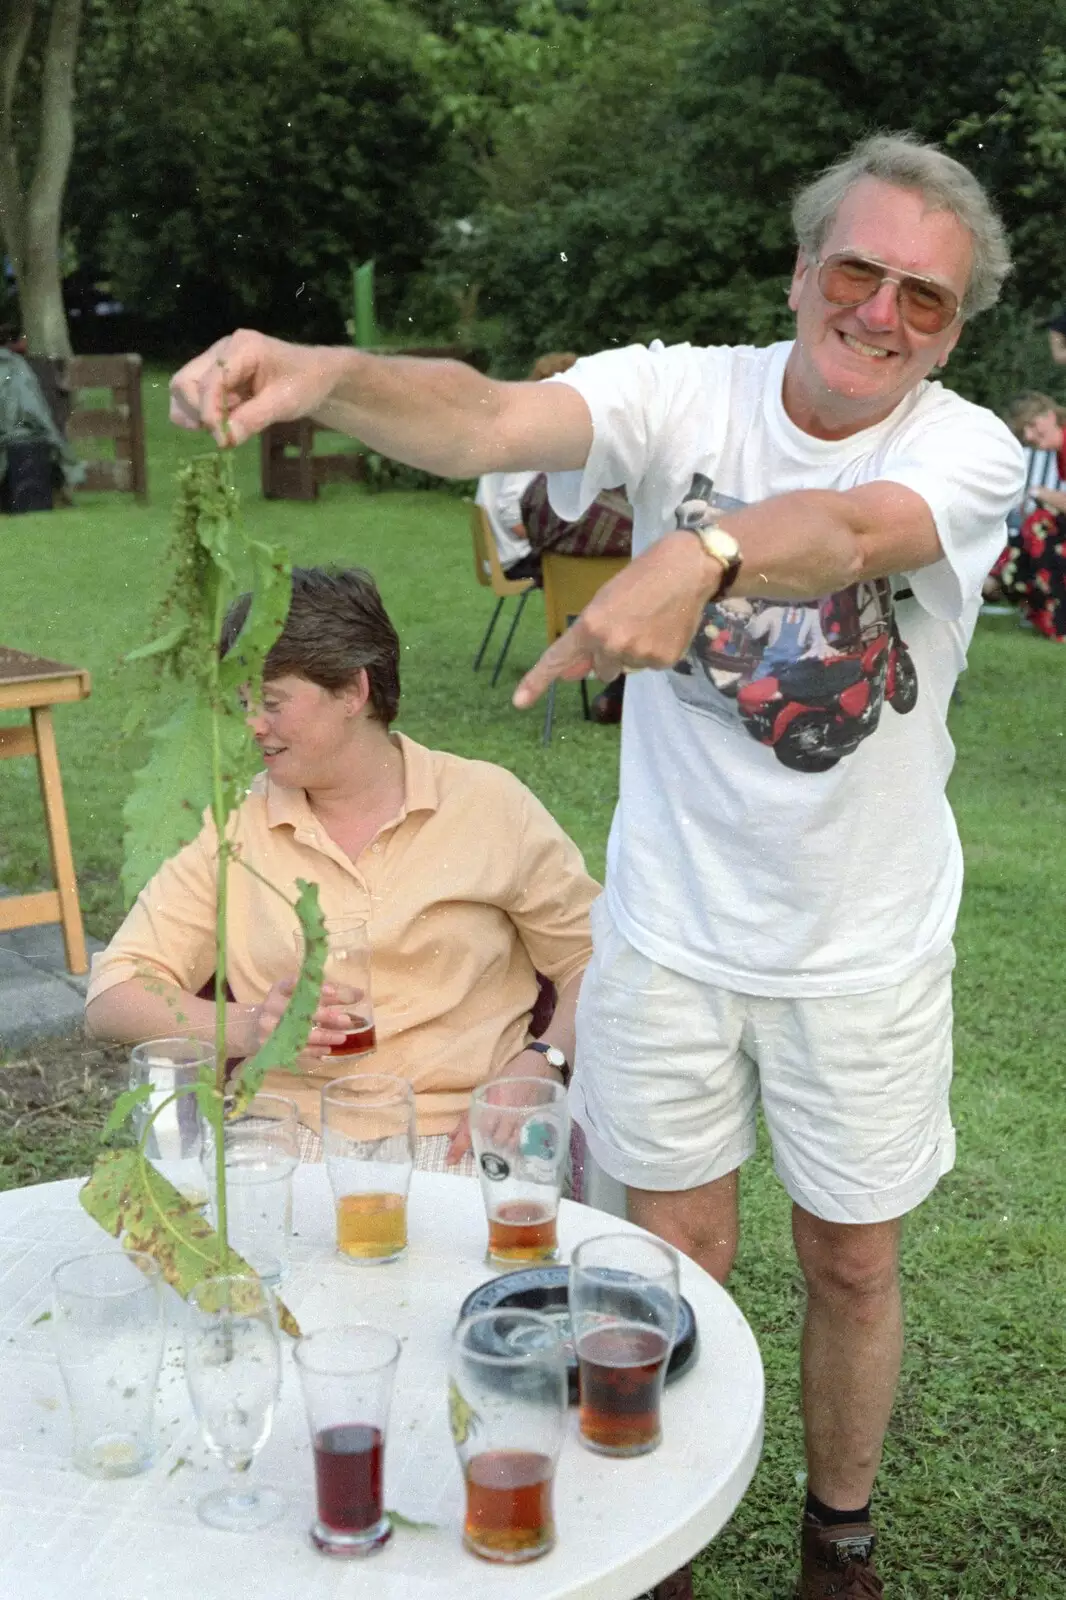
[1004,391,1066,439]
[791,133,1012,318]
[529,351,578,381]
[221,566,401,725]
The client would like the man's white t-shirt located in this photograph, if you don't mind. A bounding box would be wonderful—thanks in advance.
[475,470,537,569]
[548,340,1025,996]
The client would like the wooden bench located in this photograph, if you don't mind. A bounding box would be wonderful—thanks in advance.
[0,647,91,973]
[66,353,148,502]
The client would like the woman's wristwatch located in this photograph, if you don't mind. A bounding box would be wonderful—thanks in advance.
[525,1041,571,1088]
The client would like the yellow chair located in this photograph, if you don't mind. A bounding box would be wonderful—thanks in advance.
[470,504,537,685]
[539,552,629,743]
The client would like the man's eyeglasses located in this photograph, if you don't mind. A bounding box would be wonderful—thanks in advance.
[815,252,960,335]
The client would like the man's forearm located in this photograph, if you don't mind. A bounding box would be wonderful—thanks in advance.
[85,977,256,1057]
[721,491,865,601]
[311,350,515,478]
[718,481,941,600]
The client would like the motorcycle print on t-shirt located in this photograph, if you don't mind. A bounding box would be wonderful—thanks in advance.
[669,475,918,773]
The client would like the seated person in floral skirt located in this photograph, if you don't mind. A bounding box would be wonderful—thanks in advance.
[85,566,599,1170]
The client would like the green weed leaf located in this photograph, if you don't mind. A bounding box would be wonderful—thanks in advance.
[229,880,325,1111]
[121,696,214,904]
[79,1150,300,1337]
[124,623,189,664]
[103,1083,154,1138]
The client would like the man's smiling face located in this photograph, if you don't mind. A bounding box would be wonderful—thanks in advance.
[784,177,973,439]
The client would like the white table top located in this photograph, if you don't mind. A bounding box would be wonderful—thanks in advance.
[0,1166,763,1600]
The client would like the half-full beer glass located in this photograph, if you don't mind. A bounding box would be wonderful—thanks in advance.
[450,1309,567,1563]
[469,1076,568,1267]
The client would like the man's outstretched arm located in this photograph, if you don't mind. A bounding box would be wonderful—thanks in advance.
[169,329,593,477]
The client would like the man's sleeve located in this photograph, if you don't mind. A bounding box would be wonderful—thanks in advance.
[879,397,1026,620]
[544,341,706,521]
[500,783,600,990]
[85,813,220,1006]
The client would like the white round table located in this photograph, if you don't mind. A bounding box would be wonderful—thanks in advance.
[0,1167,763,1600]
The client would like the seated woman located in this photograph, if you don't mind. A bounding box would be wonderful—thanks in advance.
[85,566,599,1171]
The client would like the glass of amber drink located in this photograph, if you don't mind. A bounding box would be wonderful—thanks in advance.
[296,915,376,1058]
[450,1309,567,1563]
[321,1075,416,1263]
[570,1233,680,1458]
[469,1077,569,1268]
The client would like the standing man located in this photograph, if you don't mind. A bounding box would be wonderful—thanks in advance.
[171,134,1024,1598]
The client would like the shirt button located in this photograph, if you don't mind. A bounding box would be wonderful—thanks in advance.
[371,843,382,854]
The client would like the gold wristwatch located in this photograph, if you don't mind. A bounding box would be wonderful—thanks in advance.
[685,522,743,601]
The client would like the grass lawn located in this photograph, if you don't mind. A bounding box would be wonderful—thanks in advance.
[2,371,1065,1595]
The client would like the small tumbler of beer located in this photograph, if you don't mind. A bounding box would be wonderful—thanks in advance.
[469,1076,569,1268]
[321,1075,416,1263]
[450,1309,568,1563]
[294,1324,401,1557]
[570,1232,680,1458]
[295,915,377,1058]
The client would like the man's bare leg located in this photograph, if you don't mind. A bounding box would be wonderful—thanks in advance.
[792,1206,904,1509]
[626,1169,740,1284]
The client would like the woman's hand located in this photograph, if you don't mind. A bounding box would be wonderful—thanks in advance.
[446,1047,564,1164]
[238,979,354,1065]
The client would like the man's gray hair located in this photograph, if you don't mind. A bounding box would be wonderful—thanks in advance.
[791,133,1011,318]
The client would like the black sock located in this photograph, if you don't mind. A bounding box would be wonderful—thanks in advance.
[804,1490,871,1527]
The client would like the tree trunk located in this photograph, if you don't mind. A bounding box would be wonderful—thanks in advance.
[0,0,35,282]
[0,0,82,357]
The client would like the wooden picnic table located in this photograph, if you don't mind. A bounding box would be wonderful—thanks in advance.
[0,646,91,973]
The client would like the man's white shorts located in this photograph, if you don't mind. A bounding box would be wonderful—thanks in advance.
[571,899,956,1226]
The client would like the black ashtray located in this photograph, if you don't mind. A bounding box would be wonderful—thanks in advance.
[458,1266,698,1405]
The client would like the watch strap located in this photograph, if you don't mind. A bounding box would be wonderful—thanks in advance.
[526,1040,571,1087]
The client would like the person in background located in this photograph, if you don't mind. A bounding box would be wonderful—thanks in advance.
[85,566,598,1168]
[988,392,1066,639]
[1046,308,1066,366]
[475,351,578,581]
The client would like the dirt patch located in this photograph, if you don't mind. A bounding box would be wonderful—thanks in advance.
[0,1032,131,1189]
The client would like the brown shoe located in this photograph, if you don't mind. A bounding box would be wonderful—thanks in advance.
[798,1519,884,1598]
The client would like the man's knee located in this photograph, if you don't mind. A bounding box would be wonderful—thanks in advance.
[627,1174,740,1283]
[793,1208,901,1304]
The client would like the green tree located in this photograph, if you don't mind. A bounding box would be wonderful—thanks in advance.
[0,0,83,355]
[68,0,458,347]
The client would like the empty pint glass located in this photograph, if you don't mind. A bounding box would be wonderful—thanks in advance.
[52,1250,165,1478]
[570,1232,680,1457]
[469,1077,568,1267]
[321,1075,416,1263]
[202,1093,300,1283]
[294,1324,401,1556]
[450,1309,567,1563]
[129,1037,213,1199]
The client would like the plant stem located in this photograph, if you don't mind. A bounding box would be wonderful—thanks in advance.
[211,587,230,1266]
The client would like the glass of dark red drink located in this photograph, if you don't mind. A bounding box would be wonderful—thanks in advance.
[450,1308,567,1563]
[570,1233,680,1458]
[295,915,376,1058]
[469,1077,569,1268]
[294,1324,401,1556]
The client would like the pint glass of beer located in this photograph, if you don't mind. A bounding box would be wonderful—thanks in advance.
[469,1077,568,1267]
[570,1232,680,1457]
[294,1324,401,1556]
[321,1075,416,1263]
[295,915,376,1058]
[450,1309,567,1563]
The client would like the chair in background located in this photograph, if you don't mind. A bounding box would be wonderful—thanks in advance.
[539,551,628,744]
[66,354,149,502]
[470,504,537,685]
